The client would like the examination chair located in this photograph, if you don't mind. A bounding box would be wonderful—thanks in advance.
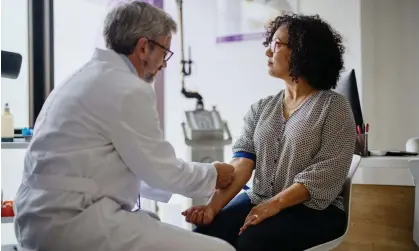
[305,154,361,251]
[409,159,419,247]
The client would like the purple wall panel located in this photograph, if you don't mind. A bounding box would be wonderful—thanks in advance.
[216,32,265,43]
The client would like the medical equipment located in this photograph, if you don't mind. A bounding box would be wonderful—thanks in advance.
[176,0,203,109]
[182,106,232,162]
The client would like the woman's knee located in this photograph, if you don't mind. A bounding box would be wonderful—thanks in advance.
[236,234,267,251]
[236,224,284,251]
[236,227,262,251]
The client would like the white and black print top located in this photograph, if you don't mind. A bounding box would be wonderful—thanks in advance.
[232,90,356,211]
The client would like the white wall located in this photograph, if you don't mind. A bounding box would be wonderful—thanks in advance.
[361,0,419,150]
[54,0,108,87]
[299,0,362,99]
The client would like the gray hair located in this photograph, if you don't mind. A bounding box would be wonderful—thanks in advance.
[103,1,177,55]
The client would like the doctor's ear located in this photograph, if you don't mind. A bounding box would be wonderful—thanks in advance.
[135,37,150,59]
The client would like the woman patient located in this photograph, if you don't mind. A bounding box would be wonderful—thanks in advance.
[181,13,356,251]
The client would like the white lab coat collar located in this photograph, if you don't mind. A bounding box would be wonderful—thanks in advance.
[119,53,138,76]
[92,48,134,74]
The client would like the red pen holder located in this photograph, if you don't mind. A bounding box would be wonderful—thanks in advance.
[355,134,368,156]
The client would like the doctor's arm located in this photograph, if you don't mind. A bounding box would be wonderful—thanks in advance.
[110,87,228,199]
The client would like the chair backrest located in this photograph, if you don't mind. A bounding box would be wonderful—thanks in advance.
[408,159,419,246]
[342,154,362,232]
[303,155,362,251]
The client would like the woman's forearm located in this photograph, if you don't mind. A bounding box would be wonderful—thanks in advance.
[207,158,254,213]
[271,183,310,210]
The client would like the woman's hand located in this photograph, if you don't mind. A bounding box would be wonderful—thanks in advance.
[239,199,281,235]
[181,205,217,226]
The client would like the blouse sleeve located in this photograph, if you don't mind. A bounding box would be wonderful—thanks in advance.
[293,94,356,210]
[232,98,267,161]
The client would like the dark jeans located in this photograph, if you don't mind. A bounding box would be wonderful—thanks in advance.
[194,193,345,251]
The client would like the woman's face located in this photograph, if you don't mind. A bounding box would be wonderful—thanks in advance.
[266,25,291,79]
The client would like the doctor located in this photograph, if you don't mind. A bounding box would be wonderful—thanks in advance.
[13,2,236,251]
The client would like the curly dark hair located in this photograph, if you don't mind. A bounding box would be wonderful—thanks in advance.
[263,13,345,90]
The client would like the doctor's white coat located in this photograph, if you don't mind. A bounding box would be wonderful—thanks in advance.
[13,49,234,251]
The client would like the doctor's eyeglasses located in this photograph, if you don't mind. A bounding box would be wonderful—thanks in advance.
[148,39,173,62]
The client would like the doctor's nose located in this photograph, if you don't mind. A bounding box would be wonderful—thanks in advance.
[162,61,167,68]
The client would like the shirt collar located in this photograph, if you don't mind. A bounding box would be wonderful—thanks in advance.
[119,54,138,75]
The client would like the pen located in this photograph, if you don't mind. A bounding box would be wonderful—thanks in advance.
[357,125,362,135]
[362,123,369,156]
[364,123,369,156]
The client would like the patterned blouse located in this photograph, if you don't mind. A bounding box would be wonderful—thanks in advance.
[232,90,356,210]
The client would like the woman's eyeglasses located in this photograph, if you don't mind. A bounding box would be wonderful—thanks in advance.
[270,39,288,52]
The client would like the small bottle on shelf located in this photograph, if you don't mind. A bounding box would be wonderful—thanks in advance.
[1,103,14,142]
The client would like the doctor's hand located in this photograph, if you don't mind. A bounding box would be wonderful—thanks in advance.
[181,205,216,225]
[213,162,235,189]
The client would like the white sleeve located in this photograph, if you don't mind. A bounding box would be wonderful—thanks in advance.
[140,181,172,203]
[110,86,217,199]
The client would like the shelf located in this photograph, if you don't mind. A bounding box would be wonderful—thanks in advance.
[1,141,29,149]
[1,217,14,224]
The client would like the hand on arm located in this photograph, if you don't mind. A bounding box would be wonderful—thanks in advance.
[213,161,235,189]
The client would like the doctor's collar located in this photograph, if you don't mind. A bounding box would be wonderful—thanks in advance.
[119,53,138,75]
